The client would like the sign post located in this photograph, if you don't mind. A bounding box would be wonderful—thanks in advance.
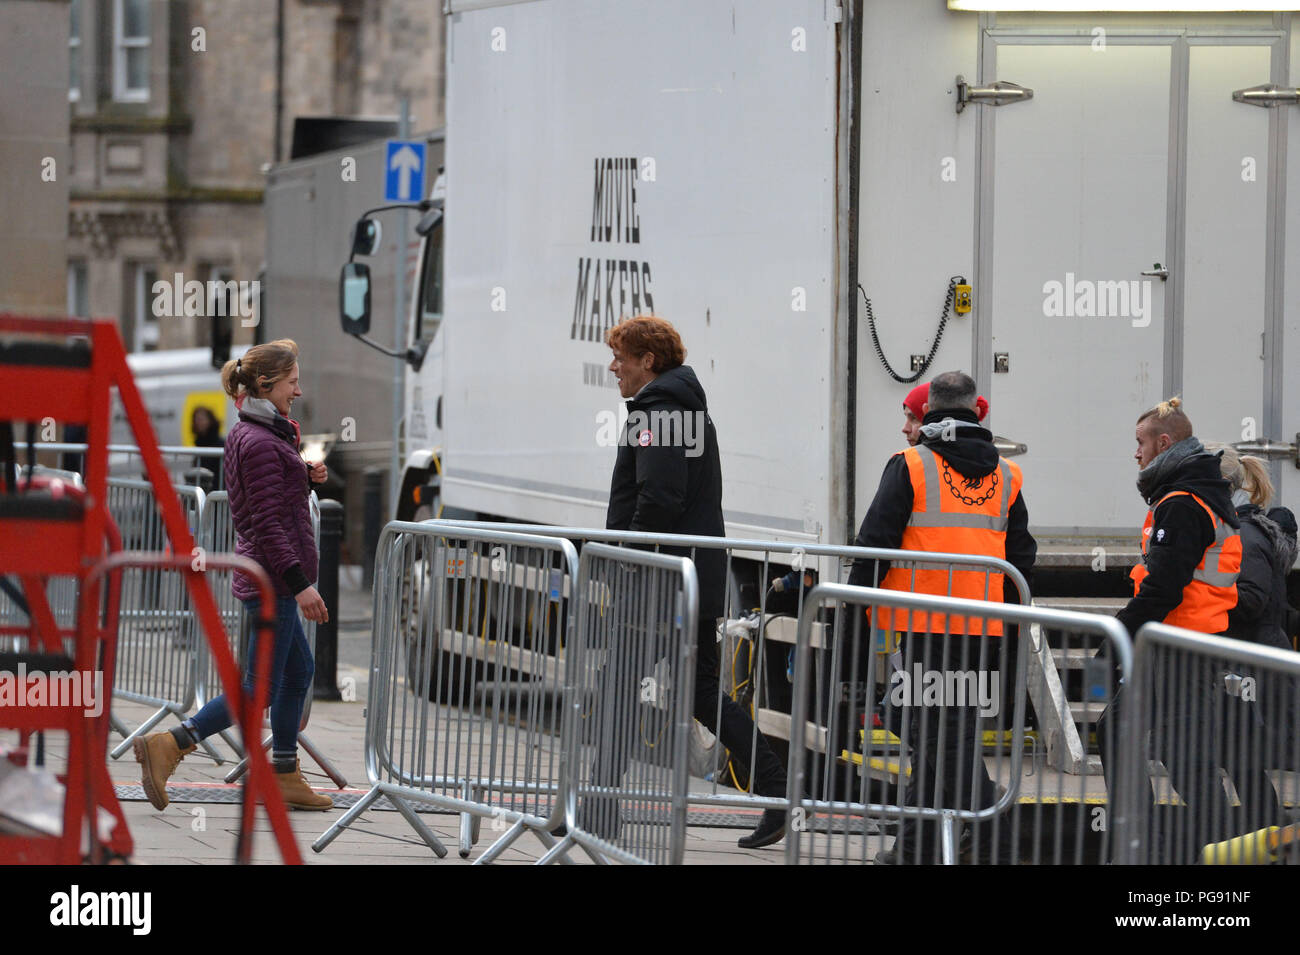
[385,106,421,515]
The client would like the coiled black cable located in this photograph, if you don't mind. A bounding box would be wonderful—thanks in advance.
[860,275,964,384]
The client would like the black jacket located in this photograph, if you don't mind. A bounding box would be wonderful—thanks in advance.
[847,407,1036,604]
[1116,449,1239,635]
[1225,503,1297,651]
[605,365,726,618]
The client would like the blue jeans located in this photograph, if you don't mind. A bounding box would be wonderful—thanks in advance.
[188,595,314,756]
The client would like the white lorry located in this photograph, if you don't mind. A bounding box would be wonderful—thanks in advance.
[339,0,1300,553]
[323,0,1300,784]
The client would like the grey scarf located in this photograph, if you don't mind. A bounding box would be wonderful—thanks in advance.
[1135,436,1206,504]
[239,396,296,442]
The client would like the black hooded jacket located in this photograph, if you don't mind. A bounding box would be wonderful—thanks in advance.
[605,364,726,618]
[1116,446,1239,635]
[847,407,1036,603]
[1224,503,1298,651]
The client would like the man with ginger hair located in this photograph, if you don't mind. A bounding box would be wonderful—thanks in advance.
[594,315,788,850]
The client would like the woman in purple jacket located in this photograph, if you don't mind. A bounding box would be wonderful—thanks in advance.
[134,339,333,811]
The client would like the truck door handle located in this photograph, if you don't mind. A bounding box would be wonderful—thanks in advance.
[1141,263,1169,281]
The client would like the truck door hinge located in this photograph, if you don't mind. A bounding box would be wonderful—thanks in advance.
[956,75,1033,114]
[826,1,843,24]
[1232,438,1300,468]
[1232,84,1300,108]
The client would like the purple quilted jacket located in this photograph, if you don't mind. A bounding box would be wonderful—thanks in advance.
[225,400,317,601]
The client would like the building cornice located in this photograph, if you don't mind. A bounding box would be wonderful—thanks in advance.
[70,188,264,204]
[71,115,195,135]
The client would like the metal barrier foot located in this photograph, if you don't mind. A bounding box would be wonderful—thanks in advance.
[459,813,474,858]
[458,780,476,857]
[223,733,272,784]
[110,712,131,742]
[197,735,226,766]
[298,732,348,789]
[108,705,174,759]
[218,729,244,758]
[387,793,449,858]
[312,785,382,853]
[536,833,578,865]
[472,817,524,864]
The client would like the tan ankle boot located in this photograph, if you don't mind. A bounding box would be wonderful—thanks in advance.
[274,759,333,811]
[133,732,197,810]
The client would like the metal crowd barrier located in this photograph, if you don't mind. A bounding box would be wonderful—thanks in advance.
[195,491,345,787]
[313,522,582,863]
[13,441,226,489]
[784,583,1132,865]
[105,478,219,760]
[540,543,699,865]
[1116,622,1300,865]
[436,521,1033,819]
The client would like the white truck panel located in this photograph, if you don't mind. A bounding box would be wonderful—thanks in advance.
[442,0,838,540]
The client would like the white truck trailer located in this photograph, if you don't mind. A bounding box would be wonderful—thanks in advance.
[319,0,1300,785]
[337,0,1300,552]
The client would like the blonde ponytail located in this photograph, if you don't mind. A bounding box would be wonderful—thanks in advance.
[220,340,298,401]
[1239,455,1274,509]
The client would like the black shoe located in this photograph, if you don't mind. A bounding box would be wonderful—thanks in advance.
[737,809,786,849]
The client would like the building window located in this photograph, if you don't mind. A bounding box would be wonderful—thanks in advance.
[113,0,150,103]
[416,219,443,341]
[69,0,81,102]
[200,263,236,351]
[133,263,159,351]
[67,261,88,317]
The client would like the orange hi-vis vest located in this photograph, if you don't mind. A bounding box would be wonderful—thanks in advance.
[876,445,1023,636]
[1129,490,1241,634]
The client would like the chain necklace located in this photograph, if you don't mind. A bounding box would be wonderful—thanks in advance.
[941,460,998,506]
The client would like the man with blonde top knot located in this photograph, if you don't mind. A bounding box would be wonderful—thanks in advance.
[1096,398,1243,862]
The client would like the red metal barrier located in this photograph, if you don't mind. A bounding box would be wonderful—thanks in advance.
[0,314,302,864]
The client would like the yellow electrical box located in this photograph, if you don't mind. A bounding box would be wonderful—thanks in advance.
[955,284,972,314]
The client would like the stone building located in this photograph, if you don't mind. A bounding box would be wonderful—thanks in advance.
[0,0,71,317]
[65,0,444,352]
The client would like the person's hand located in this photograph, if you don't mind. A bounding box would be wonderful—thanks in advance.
[296,585,328,624]
[308,461,328,484]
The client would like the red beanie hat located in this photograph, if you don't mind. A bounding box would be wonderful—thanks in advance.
[903,384,928,421]
[904,383,990,421]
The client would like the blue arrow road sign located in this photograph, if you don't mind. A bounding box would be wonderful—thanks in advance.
[384,140,426,202]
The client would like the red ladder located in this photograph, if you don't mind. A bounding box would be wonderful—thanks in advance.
[0,315,302,864]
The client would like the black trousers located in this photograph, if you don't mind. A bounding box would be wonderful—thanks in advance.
[692,617,787,797]
[891,633,1010,863]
